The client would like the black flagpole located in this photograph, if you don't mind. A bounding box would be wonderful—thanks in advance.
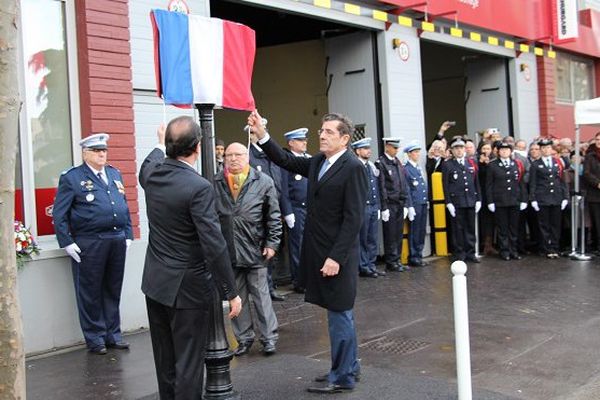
[196,103,240,400]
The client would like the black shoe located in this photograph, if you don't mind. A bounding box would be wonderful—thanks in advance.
[375,269,386,276]
[89,346,107,355]
[262,342,276,355]
[510,254,523,260]
[398,264,410,272]
[233,342,252,356]
[315,372,360,383]
[359,270,378,278]
[386,264,401,272]
[500,255,511,261]
[466,256,481,263]
[293,286,305,294]
[270,292,286,302]
[307,383,354,394]
[106,341,130,350]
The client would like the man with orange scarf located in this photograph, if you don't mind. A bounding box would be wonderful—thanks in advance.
[214,142,282,356]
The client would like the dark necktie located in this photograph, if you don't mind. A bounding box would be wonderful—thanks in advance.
[97,172,106,185]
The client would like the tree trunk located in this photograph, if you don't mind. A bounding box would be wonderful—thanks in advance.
[0,0,26,398]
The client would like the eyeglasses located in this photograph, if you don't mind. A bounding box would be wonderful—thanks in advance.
[224,153,247,159]
[86,148,107,153]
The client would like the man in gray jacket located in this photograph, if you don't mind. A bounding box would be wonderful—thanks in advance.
[214,142,282,356]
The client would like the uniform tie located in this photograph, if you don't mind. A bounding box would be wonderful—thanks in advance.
[318,159,330,181]
[97,171,107,185]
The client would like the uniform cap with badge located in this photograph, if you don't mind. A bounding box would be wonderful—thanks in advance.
[496,141,513,150]
[537,138,554,147]
[351,137,372,149]
[404,140,422,153]
[80,133,109,150]
[450,137,466,148]
[382,137,402,148]
[284,128,308,141]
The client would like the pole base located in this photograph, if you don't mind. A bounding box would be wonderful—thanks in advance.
[204,390,241,400]
[570,253,593,261]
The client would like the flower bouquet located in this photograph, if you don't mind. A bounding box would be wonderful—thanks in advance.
[14,220,40,268]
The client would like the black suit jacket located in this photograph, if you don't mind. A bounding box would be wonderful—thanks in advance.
[139,148,237,309]
[260,138,367,311]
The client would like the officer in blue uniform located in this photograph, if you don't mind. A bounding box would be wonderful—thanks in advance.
[529,138,569,259]
[281,128,310,293]
[352,137,385,278]
[376,137,412,272]
[442,137,482,263]
[403,141,428,267]
[53,133,133,354]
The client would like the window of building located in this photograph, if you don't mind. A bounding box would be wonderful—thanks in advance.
[555,52,596,104]
[17,0,80,238]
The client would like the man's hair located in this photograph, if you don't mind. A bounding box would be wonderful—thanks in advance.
[165,116,202,158]
[322,113,354,137]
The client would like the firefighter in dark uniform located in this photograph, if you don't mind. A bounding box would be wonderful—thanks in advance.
[52,133,133,354]
[485,141,528,261]
[442,137,482,263]
[529,138,569,259]
[352,137,384,278]
[376,137,412,272]
[403,141,428,267]
[281,128,310,293]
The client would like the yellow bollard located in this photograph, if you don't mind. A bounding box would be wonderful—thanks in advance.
[431,172,449,256]
[401,220,409,265]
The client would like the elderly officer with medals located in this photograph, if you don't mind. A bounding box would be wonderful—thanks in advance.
[281,128,310,293]
[376,137,412,272]
[486,141,528,261]
[403,141,428,267]
[442,137,482,263]
[53,133,133,354]
[529,138,569,259]
[352,137,384,278]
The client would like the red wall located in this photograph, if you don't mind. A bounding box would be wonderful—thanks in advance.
[75,0,139,238]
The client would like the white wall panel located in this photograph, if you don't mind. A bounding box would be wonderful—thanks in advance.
[509,53,541,144]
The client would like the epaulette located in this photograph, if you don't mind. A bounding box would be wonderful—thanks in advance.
[106,164,120,173]
[61,166,75,175]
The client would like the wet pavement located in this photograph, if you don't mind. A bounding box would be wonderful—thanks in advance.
[26,255,600,399]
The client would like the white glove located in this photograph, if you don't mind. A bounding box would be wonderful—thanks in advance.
[475,201,482,214]
[284,214,295,229]
[407,207,416,221]
[531,201,540,212]
[403,207,408,220]
[446,203,456,218]
[65,243,81,263]
[487,203,496,213]
[126,239,132,249]
[381,209,390,222]
[377,210,381,221]
[520,202,528,211]
[561,199,568,210]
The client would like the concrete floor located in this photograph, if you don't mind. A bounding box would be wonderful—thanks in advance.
[25,255,600,399]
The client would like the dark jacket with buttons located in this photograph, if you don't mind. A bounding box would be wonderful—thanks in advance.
[485,158,526,207]
[404,161,428,206]
[376,155,412,210]
[583,145,600,203]
[528,158,568,205]
[441,158,481,208]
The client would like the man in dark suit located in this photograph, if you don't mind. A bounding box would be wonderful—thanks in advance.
[248,110,367,394]
[139,117,242,400]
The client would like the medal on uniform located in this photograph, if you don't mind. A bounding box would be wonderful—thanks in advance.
[453,173,458,180]
[256,165,262,172]
[80,181,85,186]
[388,170,392,176]
[86,193,95,202]
[114,180,125,194]
[295,174,302,181]
[413,180,418,186]
[85,180,94,190]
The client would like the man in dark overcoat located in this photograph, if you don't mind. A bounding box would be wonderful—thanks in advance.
[247,110,368,394]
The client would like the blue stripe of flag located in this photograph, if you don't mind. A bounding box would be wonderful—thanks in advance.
[152,10,193,105]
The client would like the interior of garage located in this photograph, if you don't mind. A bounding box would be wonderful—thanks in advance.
[420,39,513,145]
[209,1,363,154]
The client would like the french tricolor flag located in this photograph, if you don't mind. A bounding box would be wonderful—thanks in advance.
[150,9,256,110]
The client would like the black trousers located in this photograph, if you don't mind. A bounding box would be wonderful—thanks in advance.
[449,207,476,261]
[146,296,210,400]
[382,202,405,265]
[588,202,600,252]
[538,205,562,254]
[494,206,519,257]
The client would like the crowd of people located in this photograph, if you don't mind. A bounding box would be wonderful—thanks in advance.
[53,110,600,397]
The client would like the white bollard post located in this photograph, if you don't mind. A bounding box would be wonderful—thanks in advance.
[451,261,473,400]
